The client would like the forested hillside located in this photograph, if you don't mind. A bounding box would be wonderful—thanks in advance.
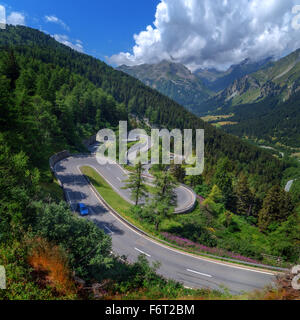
[0,26,286,192]
[221,91,300,148]
[195,57,272,93]
[0,26,299,299]
[203,48,300,116]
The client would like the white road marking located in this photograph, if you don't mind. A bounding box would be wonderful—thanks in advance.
[117,177,122,182]
[135,248,151,257]
[65,191,72,203]
[187,269,212,278]
[78,165,277,276]
[86,170,277,276]
[104,226,114,234]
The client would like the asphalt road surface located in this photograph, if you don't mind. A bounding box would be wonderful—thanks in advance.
[54,154,276,294]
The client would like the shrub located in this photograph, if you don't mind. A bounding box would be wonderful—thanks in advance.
[27,237,76,296]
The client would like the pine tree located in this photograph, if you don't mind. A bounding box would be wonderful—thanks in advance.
[213,157,235,210]
[0,76,12,129]
[143,170,178,231]
[258,185,294,232]
[184,174,203,188]
[1,49,20,90]
[236,174,254,216]
[153,170,177,204]
[143,198,174,231]
[123,162,147,206]
[95,108,102,129]
[170,163,186,183]
[203,185,226,215]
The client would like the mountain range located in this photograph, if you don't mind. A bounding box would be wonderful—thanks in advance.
[118,60,212,115]
[194,57,273,92]
[117,57,274,115]
[117,49,300,150]
[0,25,285,193]
[1,25,299,299]
[209,48,300,113]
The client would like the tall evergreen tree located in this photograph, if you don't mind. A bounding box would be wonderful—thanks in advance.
[142,170,178,231]
[236,174,254,216]
[123,162,147,206]
[170,163,186,183]
[153,170,177,204]
[0,76,12,129]
[184,174,203,188]
[203,185,226,215]
[213,157,235,210]
[258,185,294,232]
[1,49,20,90]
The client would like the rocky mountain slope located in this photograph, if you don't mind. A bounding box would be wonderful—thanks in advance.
[208,49,300,115]
[194,57,272,92]
[118,60,213,114]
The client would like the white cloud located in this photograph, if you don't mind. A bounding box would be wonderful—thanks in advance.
[7,12,26,26]
[53,34,84,52]
[108,0,300,71]
[45,15,70,31]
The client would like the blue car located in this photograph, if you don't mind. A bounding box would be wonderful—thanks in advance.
[77,203,89,216]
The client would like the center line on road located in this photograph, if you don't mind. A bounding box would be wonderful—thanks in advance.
[104,226,114,234]
[135,248,151,257]
[187,269,212,278]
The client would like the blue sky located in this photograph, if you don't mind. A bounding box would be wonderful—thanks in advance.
[0,0,160,61]
[1,1,299,70]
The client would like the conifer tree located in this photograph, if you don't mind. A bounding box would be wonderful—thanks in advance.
[1,49,20,90]
[236,174,254,216]
[170,163,186,183]
[142,170,178,231]
[213,157,235,210]
[123,162,147,206]
[258,185,294,232]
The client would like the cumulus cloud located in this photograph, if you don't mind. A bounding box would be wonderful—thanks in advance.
[53,34,84,52]
[7,12,26,26]
[108,0,300,70]
[45,15,70,31]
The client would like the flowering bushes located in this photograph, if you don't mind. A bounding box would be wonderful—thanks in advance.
[161,232,262,265]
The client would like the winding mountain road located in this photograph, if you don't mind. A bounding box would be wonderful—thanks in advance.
[54,151,277,294]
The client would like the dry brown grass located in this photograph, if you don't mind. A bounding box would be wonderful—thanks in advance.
[27,237,77,297]
[213,121,239,126]
[201,114,234,122]
[291,152,300,159]
[246,273,300,300]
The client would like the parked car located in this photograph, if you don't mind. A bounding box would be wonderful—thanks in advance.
[77,203,89,216]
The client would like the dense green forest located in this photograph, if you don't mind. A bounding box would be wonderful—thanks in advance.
[0,26,299,299]
[0,26,287,191]
[221,92,300,148]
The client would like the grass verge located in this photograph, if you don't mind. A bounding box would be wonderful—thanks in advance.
[80,166,154,233]
[79,166,283,273]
